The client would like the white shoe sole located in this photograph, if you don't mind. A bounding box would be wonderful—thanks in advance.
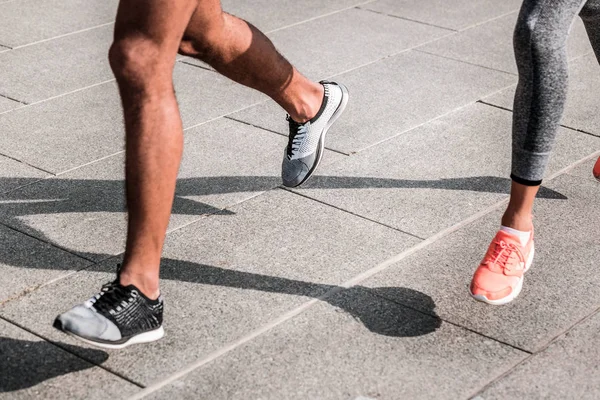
[64,326,165,350]
[470,244,535,306]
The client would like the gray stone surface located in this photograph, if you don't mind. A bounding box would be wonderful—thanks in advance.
[363,0,523,31]
[0,81,122,174]
[2,1,600,397]
[221,0,362,33]
[478,310,600,399]
[147,290,525,400]
[0,0,118,48]
[231,50,516,154]
[0,189,419,384]
[0,319,138,399]
[265,7,450,81]
[0,224,90,304]
[485,53,600,137]
[0,155,47,194]
[0,24,113,103]
[418,13,593,74]
[0,118,326,260]
[365,159,600,352]
[289,103,598,238]
[0,95,20,113]
[0,64,267,174]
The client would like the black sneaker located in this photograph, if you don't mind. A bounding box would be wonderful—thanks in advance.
[54,278,164,349]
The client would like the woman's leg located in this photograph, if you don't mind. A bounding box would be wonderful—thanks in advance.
[471,0,587,305]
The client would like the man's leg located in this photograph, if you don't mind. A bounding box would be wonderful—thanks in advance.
[54,0,198,349]
[470,0,586,305]
[179,4,349,187]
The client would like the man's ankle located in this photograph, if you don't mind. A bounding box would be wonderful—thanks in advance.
[119,270,160,300]
[288,83,324,123]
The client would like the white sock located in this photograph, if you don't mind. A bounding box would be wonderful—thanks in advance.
[500,226,531,247]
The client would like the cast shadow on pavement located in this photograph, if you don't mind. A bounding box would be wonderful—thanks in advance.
[0,260,440,392]
[0,337,108,392]
[160,259,442,338]
[0,174,566,253]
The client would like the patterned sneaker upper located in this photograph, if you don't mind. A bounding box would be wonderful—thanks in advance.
[55,278,163,343]
[594,156,600,180]
[282,81,346,187]
[470,230,533,301]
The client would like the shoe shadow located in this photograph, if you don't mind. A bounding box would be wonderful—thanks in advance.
[0,338,108,392]
[160,259,441,338]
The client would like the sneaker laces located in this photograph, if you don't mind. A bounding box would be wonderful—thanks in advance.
[486,240,523,272]
[85,269,139,315]
[286,115,309,159]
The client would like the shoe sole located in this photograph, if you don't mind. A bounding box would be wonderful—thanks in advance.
[291,82,349,188]
[56,324,164,350]
[470,244,535,306]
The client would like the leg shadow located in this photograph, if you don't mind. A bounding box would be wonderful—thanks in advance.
[160,259,441,338]
[0,338,108,392]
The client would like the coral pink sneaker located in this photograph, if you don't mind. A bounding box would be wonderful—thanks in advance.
[470,229,535,305]
[594,157,600,181]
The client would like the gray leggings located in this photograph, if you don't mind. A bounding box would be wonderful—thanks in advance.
[512,0,600,185]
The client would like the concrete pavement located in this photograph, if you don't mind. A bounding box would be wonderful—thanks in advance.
[1,0,600,399]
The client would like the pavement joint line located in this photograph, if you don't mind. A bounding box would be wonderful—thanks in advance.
[366,288,532,354]
[178,59,213,71]
[345,83,516,157]
[468,301,600,399]
[477,100,512,113]
[224,115,352,156]
[263,0,378,35]
[128,148,600,399]
[1,148,127,196]
[0,150,54,175]
[0,221,99,264]
[0,92,27,104]
[280,186,426,241]
[10,21,115,50]
[0,314,146,389]
[479,100,600,139]
[356,7,458,32]
[413,49,518,76]
[456,10,519,33]
[318,30,457,81]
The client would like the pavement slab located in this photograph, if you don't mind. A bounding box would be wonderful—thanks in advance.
[0,24,114,104]
[144,289,526,400]
[364,158,600,353]
[477,310,600,399]
[0,0,118,48]
[0,118,332,260]
[0,189,419,385]
[288,102,599,238]
[0,155,48,194]
[362,0,523,31]
[0,224,90,305]
[484,53,600,137]
[0,64,267,174]
[0,319,138,399]
[230,50,516,155]
[222,0,364,33]
[264,7,451,82]
[417,13,593,75]
[181,4,451,77]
